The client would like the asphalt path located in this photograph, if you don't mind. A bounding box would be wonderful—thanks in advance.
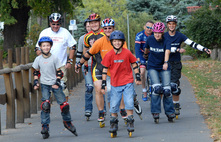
[0,75,213,142]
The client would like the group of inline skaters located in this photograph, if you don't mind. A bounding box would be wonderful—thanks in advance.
[32,12,211,139]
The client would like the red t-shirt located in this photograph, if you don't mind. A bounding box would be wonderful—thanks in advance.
[101,48,137,87]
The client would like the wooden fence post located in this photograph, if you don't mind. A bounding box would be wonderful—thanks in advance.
[38,85,42,111]
[2,68,15,128]
[0,49,3,69]
[0,108,1,134]
[21,65,31,118]
[25,47,29,64]
[12,66,24,123]
[21,47,25,65]
[16,47,21,65]
[30,67,37,114]
[8,49,13,68]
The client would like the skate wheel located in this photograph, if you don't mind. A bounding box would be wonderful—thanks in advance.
[86,117,90,121]
[139,115,143,120]
[129,132,132,137]
[99,122,105,128]
[42,133,50,139]
[176,115,178,119]
[154,119,159,124]
[111,132,117,138]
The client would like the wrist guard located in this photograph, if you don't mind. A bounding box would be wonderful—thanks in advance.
[55,78,61,86]
[76,61,83,69]
[84,65,88,72]
[135,73,141,81]
[33,79,39,87]
[101,80,106,90]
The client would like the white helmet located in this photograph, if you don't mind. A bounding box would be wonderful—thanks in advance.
[166,15,178,23]
[101,18,115,27]
[49,13,62,23]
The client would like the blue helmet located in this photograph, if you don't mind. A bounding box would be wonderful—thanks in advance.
[110,30,125,41]
[84,18,90,26]
[38,36,53,46]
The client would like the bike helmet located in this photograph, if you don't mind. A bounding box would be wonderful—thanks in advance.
[101,18,115,27]
[152,22,165,33]
[110,30,125,41]
[49,13,62,23]
[38,36,53,46]
[84,18,90,26]
[88,13,101,22]
[166,15,178,23]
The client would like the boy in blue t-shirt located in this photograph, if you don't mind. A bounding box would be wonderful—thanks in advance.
[32,36,78,139]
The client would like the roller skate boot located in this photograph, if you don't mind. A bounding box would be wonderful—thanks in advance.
[152,113,159,124]
[98,111,105,128]
[134,98,142,120]
[63,121,78,136]
[167,113,175,123]
[174,103,181,119]
[41,124,50,139]
[127,115,135,138]
[120,109,127,125]
[85,111,92,121]
[109,116,118,138]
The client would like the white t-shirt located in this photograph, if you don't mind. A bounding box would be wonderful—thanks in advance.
[36,27,77,65]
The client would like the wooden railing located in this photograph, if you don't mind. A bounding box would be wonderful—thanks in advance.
[0,47,83,134]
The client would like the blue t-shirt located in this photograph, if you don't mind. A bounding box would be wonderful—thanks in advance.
[145,35,171,70]
[135,30,151,63]
[164,31,188,62]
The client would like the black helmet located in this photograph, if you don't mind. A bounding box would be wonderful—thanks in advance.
[84,18,90,26]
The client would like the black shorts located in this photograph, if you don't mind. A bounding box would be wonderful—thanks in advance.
[92,53,103,82]
[169,61,182,85]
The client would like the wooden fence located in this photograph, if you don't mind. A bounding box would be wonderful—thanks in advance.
[0,47,83,134]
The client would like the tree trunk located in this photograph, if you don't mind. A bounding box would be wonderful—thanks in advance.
[3,6,31,63]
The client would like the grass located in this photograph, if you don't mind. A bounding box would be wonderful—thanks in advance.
[182,59,221,141]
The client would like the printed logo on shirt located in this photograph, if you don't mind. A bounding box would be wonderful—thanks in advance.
[150,47,164,52]
[43,62,48,64]
[114,59,124,63]
[51,37,64,43]
[171,43,180,46]
[102,50,108,52]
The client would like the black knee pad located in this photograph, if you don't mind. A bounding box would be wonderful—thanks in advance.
[163,89,171,97]
[60,102,70,114]
[153,85,163,95]
[41,100,51,113]
[171,83,181,96]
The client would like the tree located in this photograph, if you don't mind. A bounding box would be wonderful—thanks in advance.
[126,0,205,31]
[75,0,153,52]
[0,0,83,61]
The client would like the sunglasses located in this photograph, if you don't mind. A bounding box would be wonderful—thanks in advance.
[146,26,152,29]
[104,27,113,30]
[52,23,60,26]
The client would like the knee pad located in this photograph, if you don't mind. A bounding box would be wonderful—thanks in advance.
[152,84,163,95]
[60,102,70,114]
[171,83,181,96]
[86,85,93,94]
[163,89,171,97]
[41,100,51,113]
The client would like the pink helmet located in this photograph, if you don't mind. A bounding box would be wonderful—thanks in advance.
[152,22,165,33]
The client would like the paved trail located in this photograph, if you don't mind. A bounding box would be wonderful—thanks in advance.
[0,76,213,142]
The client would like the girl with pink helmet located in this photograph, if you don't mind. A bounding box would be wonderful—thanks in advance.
[144,22,175,123]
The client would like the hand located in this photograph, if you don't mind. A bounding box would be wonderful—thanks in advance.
[52,84,59,89]
[135,80,142,85]
[65,63,72,69]
[75,62,82,73]
[101,88,106,95]
[34,83,39,90]
[204,48,212,54]
[179,48,186,53]
[163,63,168,70]
[84,65,88,75]
[143,54,148,60]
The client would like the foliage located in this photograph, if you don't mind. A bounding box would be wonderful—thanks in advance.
[184,7,221,50]
[126,0,205,31]
[24,24,43,61]
[183,45,210,59]
[75,0,153,52]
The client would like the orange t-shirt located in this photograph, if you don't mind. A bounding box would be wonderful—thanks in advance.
[89,36,127,76]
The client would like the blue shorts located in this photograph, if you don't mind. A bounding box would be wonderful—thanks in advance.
[109,83,134,113]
